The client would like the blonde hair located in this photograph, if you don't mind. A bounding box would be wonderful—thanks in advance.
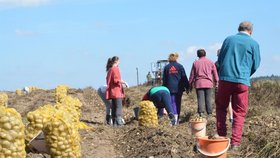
[168,53,179,62]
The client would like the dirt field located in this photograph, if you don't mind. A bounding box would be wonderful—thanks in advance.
[5,80,280,158]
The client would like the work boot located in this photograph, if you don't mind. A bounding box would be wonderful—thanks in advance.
[113,117,125,127]
[105,115,113,125]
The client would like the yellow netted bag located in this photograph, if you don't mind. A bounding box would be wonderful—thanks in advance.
[61,96,82,111]
[55,98,89,129]
[138,101,158,128]
[43,110,81,158]
[15,89,22,96]
[55,103,80,128]
[25,104,57,142]
[55,85,70,103]
[0,106,26,158]
[0,93,8,107]
[28,86,42,93]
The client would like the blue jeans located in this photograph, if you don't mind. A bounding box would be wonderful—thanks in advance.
[150,90,174,117]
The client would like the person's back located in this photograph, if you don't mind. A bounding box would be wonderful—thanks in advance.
[190,56,218,89]
[189,49,218,117]
[218,26,260,86]
[163,61,189,94]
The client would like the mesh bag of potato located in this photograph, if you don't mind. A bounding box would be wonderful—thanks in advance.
[43,110,81,158]
[138,101,158,128]
[25,104,57,142]
[55,85,88,129]
[15,89,22,96]
[0,93,8,107]
[0,106,26,158]
[55,85,70,103]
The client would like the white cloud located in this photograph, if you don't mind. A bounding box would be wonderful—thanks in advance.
[0,0,50,7]
[208,42,222,53]
[179,42,222,69]
[15,29,37,36]
[185,42,222,58]
[272,54,280,62]
[186,45,200,55]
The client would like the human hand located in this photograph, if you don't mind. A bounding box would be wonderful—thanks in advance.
[186,86,192,94]
[215,85,218,95]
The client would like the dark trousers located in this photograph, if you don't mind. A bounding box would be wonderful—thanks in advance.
[150,90,174,116]
[196,88,212,115]
[111,98,123,119]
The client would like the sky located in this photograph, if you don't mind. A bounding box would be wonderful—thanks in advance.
[1,0,280,91]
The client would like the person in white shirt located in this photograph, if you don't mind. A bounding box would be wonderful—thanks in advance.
[97,85,113,125]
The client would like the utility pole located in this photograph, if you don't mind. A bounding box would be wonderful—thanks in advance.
[136,67,139,86]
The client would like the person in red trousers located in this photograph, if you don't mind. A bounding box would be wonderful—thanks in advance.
[216,21,261,150]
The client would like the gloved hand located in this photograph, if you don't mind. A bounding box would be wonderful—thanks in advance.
[124,82,129,88]
[122,81,129,88]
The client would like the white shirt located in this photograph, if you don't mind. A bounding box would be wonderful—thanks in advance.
[99,85,107,93]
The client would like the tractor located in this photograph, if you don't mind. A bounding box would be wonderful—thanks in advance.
[150,60,169,85]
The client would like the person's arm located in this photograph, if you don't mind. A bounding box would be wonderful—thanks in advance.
[112,67,126,84]
[142,93,150,101]
[106,71,112,100]
[250,43,261,76]
[162,66,168,86]
[180,66,190,91]
[212,63,219,86]
[189,63,195,87]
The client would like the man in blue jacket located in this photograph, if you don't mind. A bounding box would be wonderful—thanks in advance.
[216,21,261,150]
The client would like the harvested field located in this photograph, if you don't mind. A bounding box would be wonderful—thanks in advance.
[4,80,280,158]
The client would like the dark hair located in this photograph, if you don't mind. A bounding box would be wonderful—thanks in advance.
[197,49,206,58]
[238,21,253,32]
[106,56,119,71]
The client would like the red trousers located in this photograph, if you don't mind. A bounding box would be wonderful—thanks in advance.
[215,80,249,146]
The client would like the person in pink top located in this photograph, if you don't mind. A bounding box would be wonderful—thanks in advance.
[106,56,127,127]
[189,49,219,117]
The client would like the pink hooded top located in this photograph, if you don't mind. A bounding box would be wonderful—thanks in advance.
[189,57,219,88]
[106,66,125,99]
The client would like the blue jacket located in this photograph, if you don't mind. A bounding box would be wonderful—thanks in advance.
[163,61,189,94]
[218,32,261,86]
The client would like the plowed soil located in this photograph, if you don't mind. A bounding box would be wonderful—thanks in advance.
[5,81,280,158]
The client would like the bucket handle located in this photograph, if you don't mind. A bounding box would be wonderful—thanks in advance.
[197,138,231,157]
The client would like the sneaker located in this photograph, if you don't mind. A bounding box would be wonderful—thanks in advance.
[199,112,205,118]
[171,118,176,126]
[168,113,176,126]
[113,117,125,127]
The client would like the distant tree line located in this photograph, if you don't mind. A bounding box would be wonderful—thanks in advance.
[251,75,280,81]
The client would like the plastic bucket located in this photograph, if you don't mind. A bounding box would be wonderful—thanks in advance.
[190,120,207,137]
[197,136,230,158]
